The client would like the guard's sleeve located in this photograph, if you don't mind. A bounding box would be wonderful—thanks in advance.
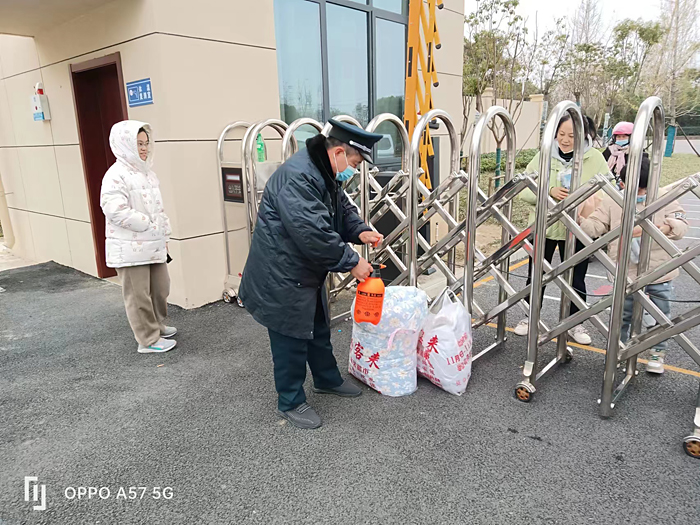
[277,175,360,273]
[100,173,154,233]
[340,190,371,244]
[662,201,689,240]
[518,154,540,205]
[580,198,613,239]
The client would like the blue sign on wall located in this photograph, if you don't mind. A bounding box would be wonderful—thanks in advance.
[126,78,153,107]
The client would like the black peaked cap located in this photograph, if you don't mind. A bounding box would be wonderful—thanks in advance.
[327,118,384,164]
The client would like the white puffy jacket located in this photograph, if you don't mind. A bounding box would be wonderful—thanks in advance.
[100,121,171,268]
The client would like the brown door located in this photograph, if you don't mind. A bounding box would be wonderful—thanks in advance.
[71,53,129,278]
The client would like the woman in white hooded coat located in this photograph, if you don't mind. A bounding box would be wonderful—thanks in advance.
[100,120,177,353]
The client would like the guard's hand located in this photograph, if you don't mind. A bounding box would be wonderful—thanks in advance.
[632,225,643,238]
[359,230,384,247]
[550,186,569,201]
[351,257,373,283]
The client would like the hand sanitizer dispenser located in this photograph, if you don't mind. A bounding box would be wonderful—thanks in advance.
[31,82,51,121]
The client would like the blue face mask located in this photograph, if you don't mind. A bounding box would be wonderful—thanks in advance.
[615,140,629,147]
[336,168,355,182]
[334,151,356,182]
[637,194,647,204]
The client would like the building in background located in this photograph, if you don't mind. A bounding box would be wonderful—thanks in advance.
[0,0,465,308]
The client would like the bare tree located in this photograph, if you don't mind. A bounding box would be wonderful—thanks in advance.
[646,0,700,122]
[531,17,568,103]
[565,0,605,109]
[463,0,539,184]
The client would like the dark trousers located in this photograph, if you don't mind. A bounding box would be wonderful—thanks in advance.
[268,297,343,412]
[525,238,588,316]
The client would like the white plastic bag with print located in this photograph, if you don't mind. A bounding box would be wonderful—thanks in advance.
[417,289,473,395]
[349,286,429,397]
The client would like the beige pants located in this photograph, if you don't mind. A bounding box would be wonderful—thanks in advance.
[116,263,170,347]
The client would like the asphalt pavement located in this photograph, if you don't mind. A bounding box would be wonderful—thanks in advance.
[673,138,700,155]
[1,258,699,525]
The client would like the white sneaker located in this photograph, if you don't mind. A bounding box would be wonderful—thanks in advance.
[568,325,592,345]
[138,338,177,354]
[646,354,665,374]
[161,326,178,338]
[514,319,529,336]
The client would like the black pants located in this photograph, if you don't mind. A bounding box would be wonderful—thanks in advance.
[267,297,343,412]
[525,238,588,316]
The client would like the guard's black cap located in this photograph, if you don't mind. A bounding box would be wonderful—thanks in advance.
[327,118,384,164]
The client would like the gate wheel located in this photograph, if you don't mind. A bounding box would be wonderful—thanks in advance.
[565,347,574,362]
[514,383,535,403]
[683,436,700,459]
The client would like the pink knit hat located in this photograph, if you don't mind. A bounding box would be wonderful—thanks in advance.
[612,121,634,136]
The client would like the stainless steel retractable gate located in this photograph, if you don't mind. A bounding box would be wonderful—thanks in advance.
[597,97,700,458]
[406,110,463,289]
[356,113,411,284]
[510,101,625,402]
[241,119,289,241]
[466,105,605,366]
[282,118,323,160]
[219,100,700,457]
[217,120,250,304]
[514,102,599,400]
[464,106,517,359]
[216,118,289,304]
[323,113,412,322]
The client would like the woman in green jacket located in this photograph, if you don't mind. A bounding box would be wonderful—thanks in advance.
[514,114,610,345]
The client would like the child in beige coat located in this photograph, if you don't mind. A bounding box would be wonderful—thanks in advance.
[579,156,688,373]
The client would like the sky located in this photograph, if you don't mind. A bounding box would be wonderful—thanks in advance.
[464,0,665,34]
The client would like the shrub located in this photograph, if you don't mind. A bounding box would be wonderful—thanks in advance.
[477,148,538,173]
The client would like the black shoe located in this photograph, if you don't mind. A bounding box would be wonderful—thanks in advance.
[277,403,322,429]
[313,379,362,397]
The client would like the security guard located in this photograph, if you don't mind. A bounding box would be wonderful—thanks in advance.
[239,119,384,429]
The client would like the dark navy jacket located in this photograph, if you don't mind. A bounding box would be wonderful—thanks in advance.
[238,135,370,339]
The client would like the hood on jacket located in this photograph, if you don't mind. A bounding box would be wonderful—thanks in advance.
[552,137,593,165]
[109,120,153,174]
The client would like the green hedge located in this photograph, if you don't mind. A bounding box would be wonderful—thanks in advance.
[475,148,538,173]
[677,126,700,136]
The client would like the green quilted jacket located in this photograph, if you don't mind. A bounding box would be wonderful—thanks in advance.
[518,147,610,240]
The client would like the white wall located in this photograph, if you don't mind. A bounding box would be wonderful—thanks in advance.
[0,0,281,309]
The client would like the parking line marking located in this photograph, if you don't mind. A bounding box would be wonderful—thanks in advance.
[485,323,700,378]
[586,273,609,280]
[474,259,529,289]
